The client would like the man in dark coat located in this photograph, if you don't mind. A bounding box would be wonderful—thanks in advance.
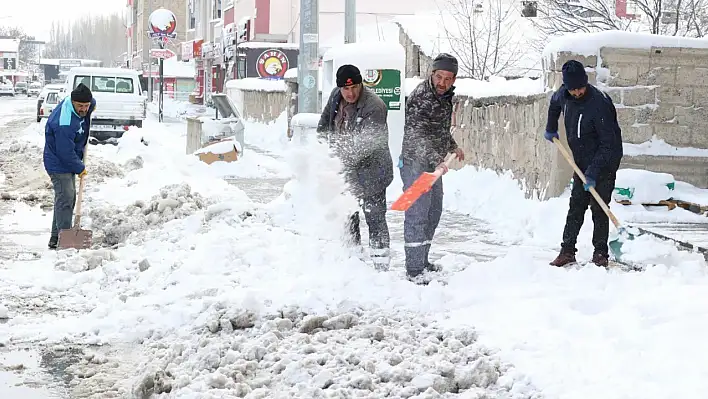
[43,83,96,249]
[544,59,623,267]
[399,53,465,282]
[317,64,394,269]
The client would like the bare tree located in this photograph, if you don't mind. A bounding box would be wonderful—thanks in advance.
[0,26,39,64]
[533,0,708,38]
[437,0,539,79]
[43,14,126,66]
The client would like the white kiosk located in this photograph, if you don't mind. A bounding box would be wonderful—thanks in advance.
[320,42,406,165]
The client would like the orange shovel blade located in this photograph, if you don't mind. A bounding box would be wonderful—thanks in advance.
[390,172,438,211]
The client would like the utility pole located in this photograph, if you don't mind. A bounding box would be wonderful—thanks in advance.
[344,0,356,44]
[298,0,319,114]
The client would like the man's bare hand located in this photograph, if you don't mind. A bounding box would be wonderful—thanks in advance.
[453,147,465,161]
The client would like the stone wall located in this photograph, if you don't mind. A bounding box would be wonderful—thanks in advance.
[397,24,432,78]
[448,93,570,199]
[545,46,708,188]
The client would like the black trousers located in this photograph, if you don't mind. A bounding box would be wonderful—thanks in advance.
[347,190,390,264]
[561,171,616,255]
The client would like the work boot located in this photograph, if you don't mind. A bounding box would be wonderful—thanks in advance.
[592,251,609,268]
[424,261,442,272]
[549,250,576,267]
[48,237,58,250]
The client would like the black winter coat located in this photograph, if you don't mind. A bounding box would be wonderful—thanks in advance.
[546,84,623,180]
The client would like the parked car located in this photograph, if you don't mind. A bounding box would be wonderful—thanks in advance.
[0,80,14,96]
[14,81,27,95]
[28,82,42,97]
[36,83,63,122]
[63,67,147,142]
[39,91,60,120]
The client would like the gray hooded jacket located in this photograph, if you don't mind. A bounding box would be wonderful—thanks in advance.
[317,86,394,198]
[401,77,458,170]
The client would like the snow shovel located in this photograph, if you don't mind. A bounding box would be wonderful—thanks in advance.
[391,153,457,211]
[553,138,708,261]
[57,145,93,250]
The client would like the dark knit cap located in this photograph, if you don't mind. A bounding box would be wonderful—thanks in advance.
[336,64,362,87]
[71,83,93,103]
[432,53,458,75]
[562,60,588,91]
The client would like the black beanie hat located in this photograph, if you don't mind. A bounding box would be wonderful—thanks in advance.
[336,64,362,87]
[71,83,93,103]
[562,60,588,91]
[432,53,458,75]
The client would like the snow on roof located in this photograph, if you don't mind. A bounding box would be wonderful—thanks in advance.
[543,30,708,58]
[68,66,141,76]
[393,9,543,79]
[404,76,545,98]
[236,41,299,50]
[0,39,19,53]
[225,77,287,92]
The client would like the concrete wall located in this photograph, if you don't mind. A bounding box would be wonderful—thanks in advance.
[225,86,289,123]
[545,46,708,189]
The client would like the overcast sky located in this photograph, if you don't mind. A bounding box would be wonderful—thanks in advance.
[2,0,126,41]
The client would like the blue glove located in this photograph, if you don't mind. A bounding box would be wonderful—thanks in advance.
[583,178,596,192]
[544,131,559,142]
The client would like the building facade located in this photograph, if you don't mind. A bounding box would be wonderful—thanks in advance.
[126,0,188,72]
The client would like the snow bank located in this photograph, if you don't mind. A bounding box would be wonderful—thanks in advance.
[405,76,544,98]
[225,78,287,92]
[624,138,708,157]
[147,97,207,120]
[442,165,708,258]
[543,30,708,58]
[613,169,675,204]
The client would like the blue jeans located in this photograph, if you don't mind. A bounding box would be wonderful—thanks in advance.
[400,159,443,276]
[49,173,76,242]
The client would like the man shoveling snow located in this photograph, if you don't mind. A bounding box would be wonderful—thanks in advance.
[317,64,394,269]
[543,60,623,267]
[43,83,96,250]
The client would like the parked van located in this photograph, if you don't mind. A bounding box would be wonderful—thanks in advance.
[64,67,147,141]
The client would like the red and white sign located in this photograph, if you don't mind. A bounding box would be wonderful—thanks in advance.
[150,48,176,59]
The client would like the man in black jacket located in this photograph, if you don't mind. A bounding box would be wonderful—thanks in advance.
[400,53,465,282]
[317,64,394,269]
[544,60,623,267]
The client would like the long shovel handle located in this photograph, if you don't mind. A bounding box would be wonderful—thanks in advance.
[552,137,623,230]
[433,152,458,178]
[73,142,89,227]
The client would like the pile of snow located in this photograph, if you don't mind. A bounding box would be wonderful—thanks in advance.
[405,76,545,98]
[87,183,210,247]
[613,169,675,204]
[148,98,207,120]
[131,306,536,398]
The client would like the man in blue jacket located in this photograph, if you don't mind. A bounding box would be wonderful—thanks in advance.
[44,83,96,249]
[544,60,623,267]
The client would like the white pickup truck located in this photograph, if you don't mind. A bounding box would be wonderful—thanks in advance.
[63,67,147,142]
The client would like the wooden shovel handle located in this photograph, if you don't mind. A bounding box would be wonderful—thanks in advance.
[73,142,88,227]
[552,137,623,230]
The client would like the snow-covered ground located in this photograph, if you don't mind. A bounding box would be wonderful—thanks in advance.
[2,109,708,398]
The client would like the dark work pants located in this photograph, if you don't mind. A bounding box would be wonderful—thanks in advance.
[400,160,443,277]
[561,172,616,255]
[49,173,77,242]
[348,190,391,267]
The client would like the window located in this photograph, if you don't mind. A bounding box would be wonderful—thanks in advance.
[46,92,59,104]
[237,57,246,79]
[73,75,134,93]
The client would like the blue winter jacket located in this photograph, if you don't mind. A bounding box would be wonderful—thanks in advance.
[43,97,96,175]
[546,83,623,181]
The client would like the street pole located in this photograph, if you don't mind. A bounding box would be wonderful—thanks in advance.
[298,0,319,114]
[344,0,356,44]
[158,41,164,123]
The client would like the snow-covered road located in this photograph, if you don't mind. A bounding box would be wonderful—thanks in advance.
[1,102,708,398]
